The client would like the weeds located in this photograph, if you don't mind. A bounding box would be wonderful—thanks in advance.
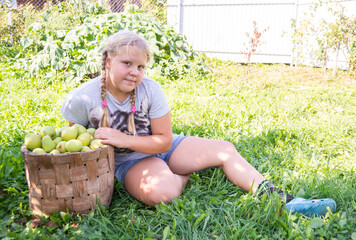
[0,34,355,240]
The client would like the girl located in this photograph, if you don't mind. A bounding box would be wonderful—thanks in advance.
[61,30,336,217]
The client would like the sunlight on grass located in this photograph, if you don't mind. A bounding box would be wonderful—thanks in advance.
[1,60,355,239]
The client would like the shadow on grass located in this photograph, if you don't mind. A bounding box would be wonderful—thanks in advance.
[0,123,354,239]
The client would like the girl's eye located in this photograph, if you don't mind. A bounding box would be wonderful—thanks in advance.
[124,62,131,66]
[138,65,145,70]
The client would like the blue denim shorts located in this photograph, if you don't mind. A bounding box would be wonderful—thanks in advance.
[114,134,187,183]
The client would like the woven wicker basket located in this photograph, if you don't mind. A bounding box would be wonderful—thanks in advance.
[21,144,115,216]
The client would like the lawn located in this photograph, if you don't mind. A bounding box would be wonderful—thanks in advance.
[0,58,355,239]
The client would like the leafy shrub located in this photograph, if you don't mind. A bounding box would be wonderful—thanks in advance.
[0,0,108,63]
[291,1,356,72]
[16,4,209,81]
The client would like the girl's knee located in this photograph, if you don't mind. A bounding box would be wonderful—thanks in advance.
[139,174,184,206]
[223,140,236,149]
[147,187,181,206]
[216,140,238,161]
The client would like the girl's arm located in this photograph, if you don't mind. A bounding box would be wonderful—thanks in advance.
[94,112,173,154]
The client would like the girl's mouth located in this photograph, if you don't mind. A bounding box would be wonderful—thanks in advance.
[125,79,136,84]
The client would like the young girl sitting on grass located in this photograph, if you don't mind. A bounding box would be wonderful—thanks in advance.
[61,30,336,217]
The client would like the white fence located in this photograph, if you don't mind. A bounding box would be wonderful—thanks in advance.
[167,0,356,69]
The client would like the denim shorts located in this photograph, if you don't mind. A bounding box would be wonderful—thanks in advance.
[114,134,187,183]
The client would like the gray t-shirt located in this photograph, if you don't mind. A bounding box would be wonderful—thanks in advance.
[60,76,170,165]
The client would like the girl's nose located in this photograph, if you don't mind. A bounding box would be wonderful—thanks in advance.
[130,67,139,76]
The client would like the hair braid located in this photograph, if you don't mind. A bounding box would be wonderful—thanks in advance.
[101,30,151,134]
[99,50,110,128]
[127,88,136,136]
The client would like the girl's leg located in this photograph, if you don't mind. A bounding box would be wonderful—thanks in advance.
[123,136,336,217]
[168,136,337,217]
[168,136,266,193]
[124,157,190,207]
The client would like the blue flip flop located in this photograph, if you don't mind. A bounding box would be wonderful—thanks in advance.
[285,197,336,217]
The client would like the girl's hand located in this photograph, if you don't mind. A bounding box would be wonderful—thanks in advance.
[94,127,130,149]
[93,113,172,154]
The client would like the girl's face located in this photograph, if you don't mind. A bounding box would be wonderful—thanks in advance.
[105,45,147,102]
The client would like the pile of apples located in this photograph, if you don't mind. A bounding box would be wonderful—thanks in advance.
[24,124,103,154]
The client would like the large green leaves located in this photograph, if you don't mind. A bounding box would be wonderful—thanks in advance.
[19,5,209,81]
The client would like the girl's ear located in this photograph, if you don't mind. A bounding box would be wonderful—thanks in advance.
[105,55,112,69]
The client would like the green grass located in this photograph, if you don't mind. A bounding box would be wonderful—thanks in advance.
[0,60,355,239]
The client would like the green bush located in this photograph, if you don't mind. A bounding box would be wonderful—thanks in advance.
[292,1,356,72]
[14,4,209,81]
[0,0,108,62]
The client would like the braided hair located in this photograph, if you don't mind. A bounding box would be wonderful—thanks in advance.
[100,30,151,135]
[99,50,110,128]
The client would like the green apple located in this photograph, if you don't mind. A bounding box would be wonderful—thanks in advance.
[81,146,91,152]
[53,136,62,145]
[24,133,42,151]
[66,139,83,152]
[89,139,103,149]
[40,126,56,139]
[77,132,92,146]
[42,135,56,153]
[87,128,96,136]
[50,149,60,155]
[32,148,46,154]
[73,124,87,135]
[56,141,67,153]
[61,126,78,141]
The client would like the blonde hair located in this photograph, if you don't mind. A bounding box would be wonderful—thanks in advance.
[99,30,151,135]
